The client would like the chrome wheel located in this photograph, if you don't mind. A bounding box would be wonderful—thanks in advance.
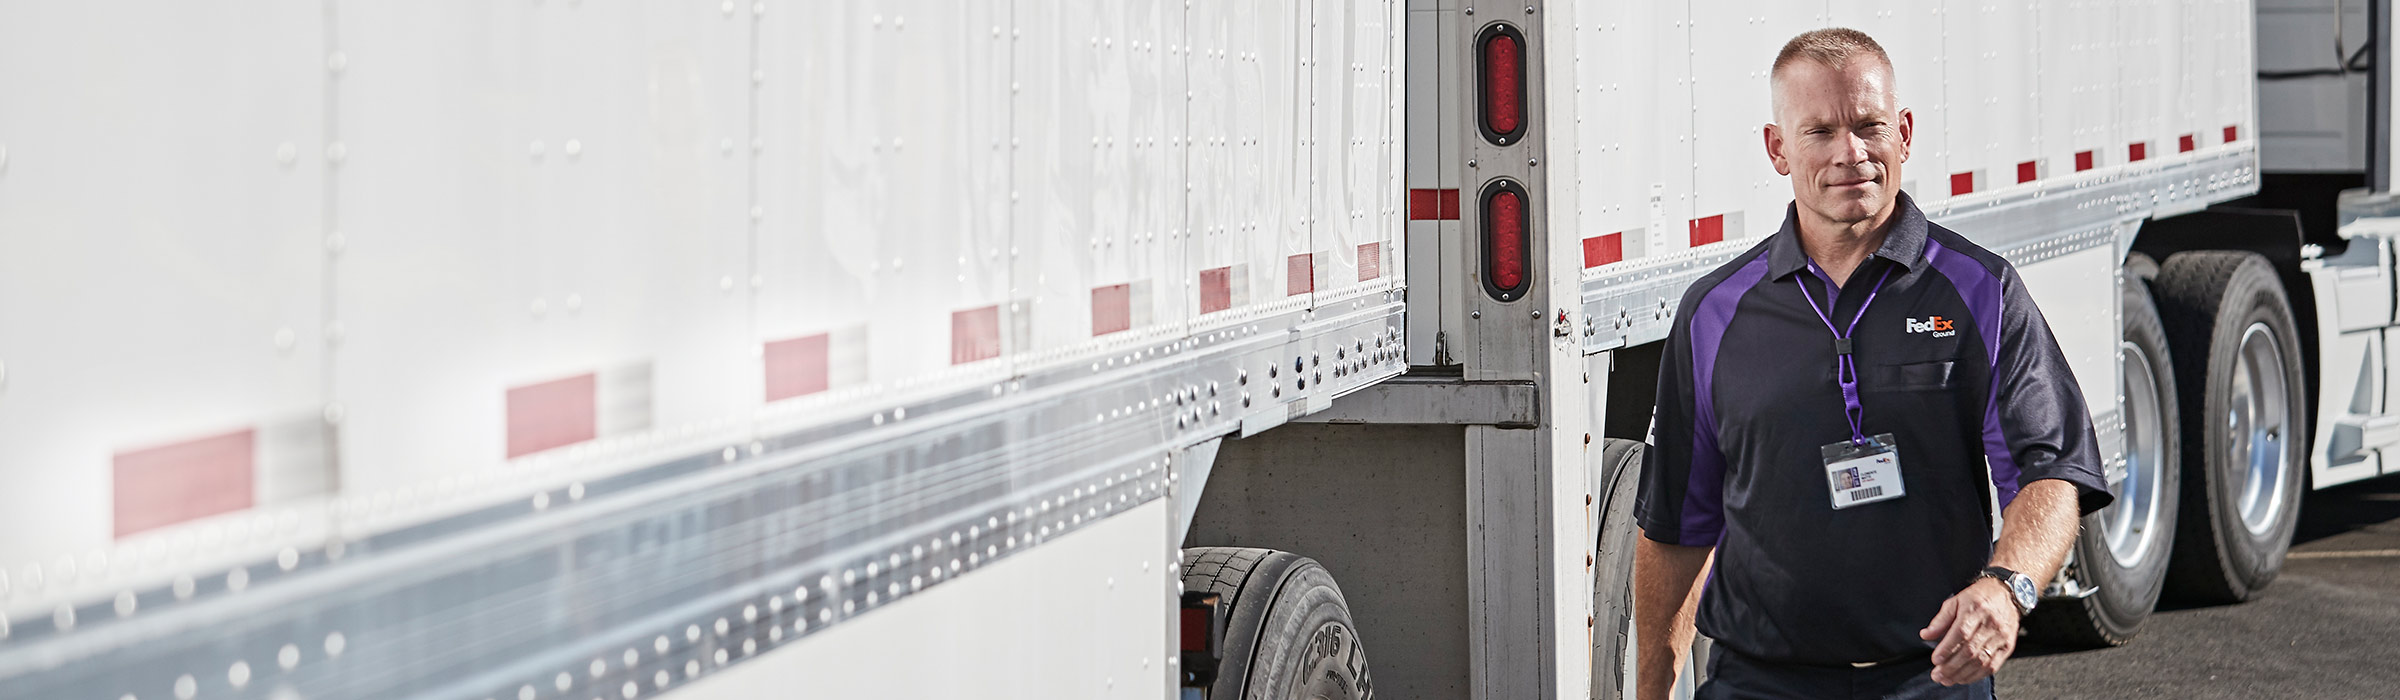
[2227,323,2294,536]
[2106,340,2170,567]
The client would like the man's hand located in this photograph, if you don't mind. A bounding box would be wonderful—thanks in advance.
[1918,577,2018,686]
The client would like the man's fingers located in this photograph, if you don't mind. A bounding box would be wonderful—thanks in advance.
[1932,612,1980,665]
[1931,642,1996,687]
[1920,597,1958,642]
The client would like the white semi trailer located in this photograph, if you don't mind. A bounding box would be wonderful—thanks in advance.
[0,1,2393,699]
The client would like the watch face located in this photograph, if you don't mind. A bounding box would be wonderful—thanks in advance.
[2009,576,2038,610]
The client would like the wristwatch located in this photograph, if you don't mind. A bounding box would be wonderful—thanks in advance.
[1978,566,2038,616]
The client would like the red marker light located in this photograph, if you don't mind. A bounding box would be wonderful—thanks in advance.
[1479,25,1527,144]
[1483,180,1530,300]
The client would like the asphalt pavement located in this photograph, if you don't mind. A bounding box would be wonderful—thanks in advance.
[1999,475,2400,699]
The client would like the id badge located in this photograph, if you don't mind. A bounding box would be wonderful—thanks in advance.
[1820,433,1906,509]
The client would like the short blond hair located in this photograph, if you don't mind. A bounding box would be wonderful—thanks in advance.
[1772,28,1892,80]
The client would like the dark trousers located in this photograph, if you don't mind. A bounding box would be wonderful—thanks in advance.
[1696,645,1996,700]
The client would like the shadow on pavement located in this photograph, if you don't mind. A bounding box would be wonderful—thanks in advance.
[2290,475,2400,546]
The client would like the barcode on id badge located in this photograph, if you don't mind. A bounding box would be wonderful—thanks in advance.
[1849,486,1884,500]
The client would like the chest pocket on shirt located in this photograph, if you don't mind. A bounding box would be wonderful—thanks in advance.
[1864,359,1959,392]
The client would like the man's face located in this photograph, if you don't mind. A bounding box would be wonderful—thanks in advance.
[1765,58,1912,226]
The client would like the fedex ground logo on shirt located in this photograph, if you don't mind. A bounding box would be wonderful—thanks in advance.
[1906,316,1957,337]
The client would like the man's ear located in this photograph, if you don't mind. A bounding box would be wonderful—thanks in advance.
[1765,122,1791,176]
[1896,107,1914,163]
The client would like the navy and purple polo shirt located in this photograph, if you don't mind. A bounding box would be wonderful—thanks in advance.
[1634,193,2113,666]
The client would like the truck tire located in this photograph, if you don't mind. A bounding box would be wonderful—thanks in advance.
[1181,547,1374,699]
[1591,438,1706,700]
[2025,273,2181,647]
[2151,251,2308,603]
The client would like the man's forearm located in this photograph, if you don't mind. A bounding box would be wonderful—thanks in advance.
[1989,479,2080,588]
[1634,537,1712,700]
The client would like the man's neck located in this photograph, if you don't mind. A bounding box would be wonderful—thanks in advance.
[1797,206,1898,287]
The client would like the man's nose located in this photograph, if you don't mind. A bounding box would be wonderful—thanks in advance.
[1837,132,1871,165]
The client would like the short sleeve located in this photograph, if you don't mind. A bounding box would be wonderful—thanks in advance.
[1989,267,2114,515]
[1636,284,1729,547]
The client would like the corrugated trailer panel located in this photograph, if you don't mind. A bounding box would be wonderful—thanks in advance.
[1568,1,1696,263]
[1941,0,2038,197]
[1010,0,1192,364]
[1188,0,1311,325]
[754,0,1017,400]
[1689,2,1820,248]
[333,0,759,499]
[0,1,1407,696]
[2039,0,2124,177]
[0,1,332,575]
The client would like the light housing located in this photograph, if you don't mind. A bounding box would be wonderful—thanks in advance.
[1481,179,1530,301]
[1477,23,1527,145]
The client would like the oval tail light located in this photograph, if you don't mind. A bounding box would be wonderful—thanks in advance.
[1479,24,1527,144]
[1482,180,1529,301]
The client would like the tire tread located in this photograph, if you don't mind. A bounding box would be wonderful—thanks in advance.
[2150,250,2299,604]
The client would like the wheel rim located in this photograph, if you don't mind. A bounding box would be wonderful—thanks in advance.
[2104,340,2169,567]
[2227,322,2293,536]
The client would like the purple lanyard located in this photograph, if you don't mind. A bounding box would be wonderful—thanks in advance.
[1797,261,1895,446]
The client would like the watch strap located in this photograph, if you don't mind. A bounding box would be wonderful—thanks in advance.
[1977,566,2034,615]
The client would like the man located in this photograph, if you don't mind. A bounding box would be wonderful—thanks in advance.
[1631,29,2114,700]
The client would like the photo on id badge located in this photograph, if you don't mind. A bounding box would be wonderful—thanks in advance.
[1821,433,1906,509]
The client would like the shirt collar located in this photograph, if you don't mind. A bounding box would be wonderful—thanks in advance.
[1766,191,1931,280]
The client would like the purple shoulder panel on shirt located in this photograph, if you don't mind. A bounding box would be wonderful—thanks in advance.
[1923,237,2024,509]
[1682,251,1772,546]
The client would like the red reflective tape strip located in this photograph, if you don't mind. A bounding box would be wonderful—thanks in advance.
[1950,172,1975,196]
[1199,267,1232,314]
[1092,284,1132,336]
[763,333,831,402]
[1287,254,1315,296]
[1688,214,1724,247]
[1583,233,1623,268]
[1408,189,1461,220]
[2017,161,2039,184]
[2129,142,2147,162]
[507,373,598,458]
[2225,125,2240,142]
[1357,242,1383,281]
[2075,150,2095,172]
[2179,134,2196,153]
[113,428,255,538]
[951,305,1003,364]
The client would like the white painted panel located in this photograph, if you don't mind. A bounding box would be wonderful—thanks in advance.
[0,2,326,567]
[754,0,1015,404]
[333,1,752,496]
[1188,0,1309,320]
[1690,2,1821,244]
[2118,0,2181,165]
[2016,245,2118,426]
[1312,0,1403,299]
[1825,1,1947,204]
[2039,0,2121,178]
[672,500,1175,700]
[1943,0,2037,194]
[1568,0,1692,263]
